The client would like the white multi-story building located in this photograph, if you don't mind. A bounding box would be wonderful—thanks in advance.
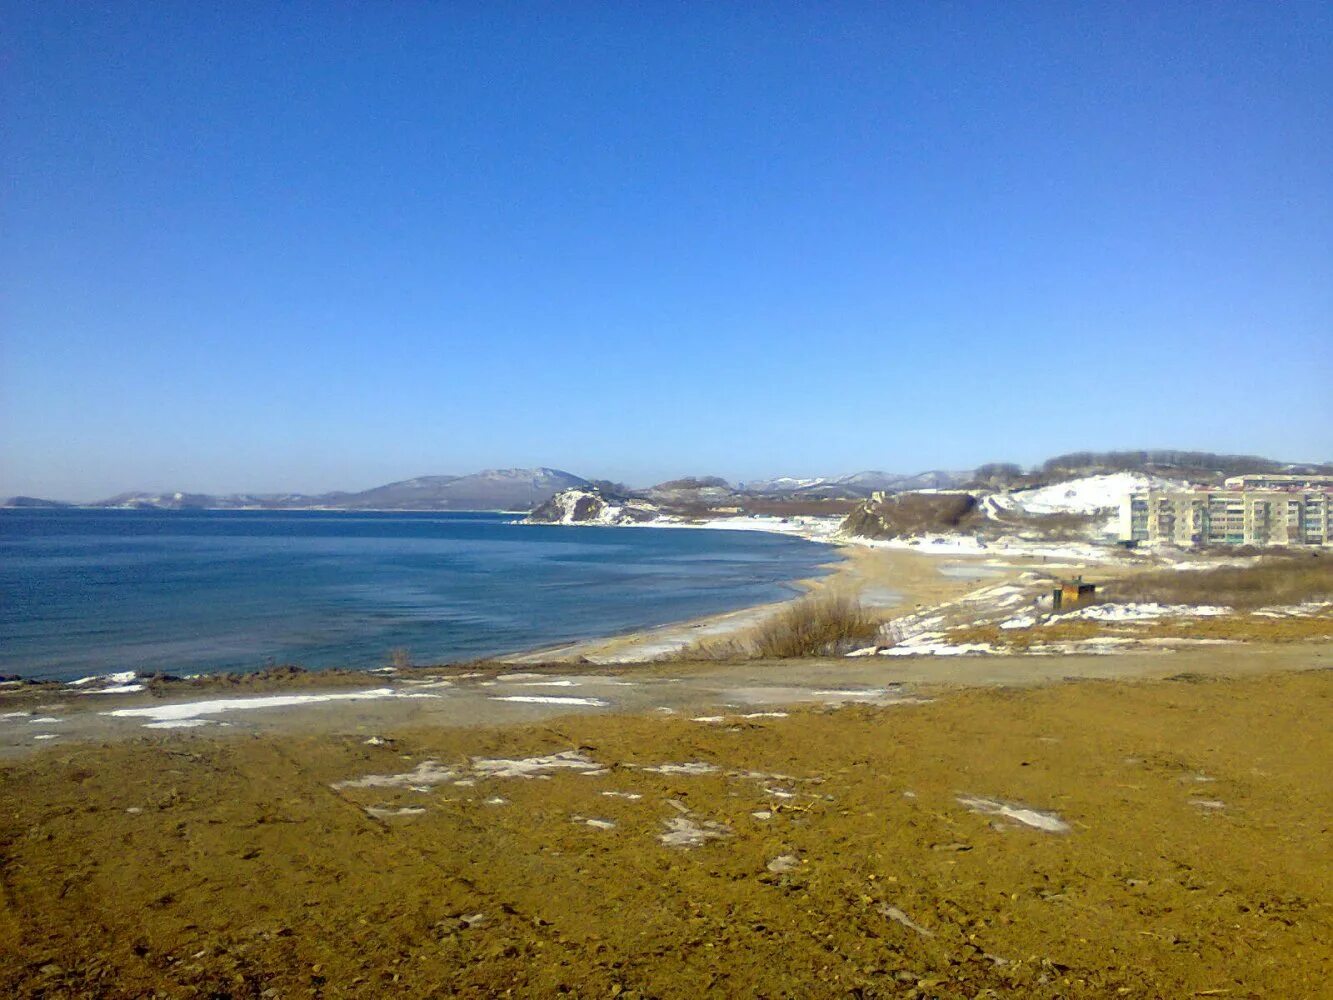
[1222,474,1333,491]
[1123,487,1332,547]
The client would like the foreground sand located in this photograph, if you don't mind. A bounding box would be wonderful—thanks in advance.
[2,654,1330,997]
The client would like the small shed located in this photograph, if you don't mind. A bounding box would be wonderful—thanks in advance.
[1052,576,1097,611]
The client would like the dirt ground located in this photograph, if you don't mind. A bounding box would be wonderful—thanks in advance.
[2,663,1330,998]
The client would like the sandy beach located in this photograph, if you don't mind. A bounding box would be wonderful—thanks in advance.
[502,533,1070,664]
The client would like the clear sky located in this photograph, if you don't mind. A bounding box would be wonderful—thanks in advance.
[3,3,1330,500]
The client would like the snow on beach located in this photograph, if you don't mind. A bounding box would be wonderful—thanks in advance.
[1046,603,1233,623]
[102,688,442,727]
[66,671,147,694]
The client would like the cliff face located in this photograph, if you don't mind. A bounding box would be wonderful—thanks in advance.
[840,493,981,540]
[525,487,661,526]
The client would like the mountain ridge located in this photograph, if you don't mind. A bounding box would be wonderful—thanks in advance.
[7,451,1328,511]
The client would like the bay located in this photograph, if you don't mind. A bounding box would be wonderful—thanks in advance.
[0,509,833,680]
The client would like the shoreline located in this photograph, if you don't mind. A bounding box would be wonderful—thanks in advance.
[500,512,1138,664]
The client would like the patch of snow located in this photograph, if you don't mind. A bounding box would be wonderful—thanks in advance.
[365,806,426,819]
[643,761,720,776]
[956,795,1070,833]
[1051,603,1232,623]
[690,514,845,543]
[601,791,642,800]
[692,711,788,723]
[333,760,460,790]
[69,671,138,687]
[144,719,213,730]
[488,695,608,707]
[659,816,731,848]
[32,734,58,741]
[81,683,147,694]
[863,534,1125,562]
[397,679,453,691]
[1250,601,1331,618]
[470,750,602,779]
[881,642,1000,656]
[103,688,440,724]
[1137,637,1235,646]
[573,816,616,830]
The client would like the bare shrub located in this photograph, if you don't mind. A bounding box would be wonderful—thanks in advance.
[686,592,880,660]
[387,648,413,670]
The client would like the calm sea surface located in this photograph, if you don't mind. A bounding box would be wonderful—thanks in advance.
[0,509,833,681]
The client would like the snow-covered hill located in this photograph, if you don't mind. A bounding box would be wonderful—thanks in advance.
[992,472,1184,515]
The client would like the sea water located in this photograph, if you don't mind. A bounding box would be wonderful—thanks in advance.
[0,509,833,681]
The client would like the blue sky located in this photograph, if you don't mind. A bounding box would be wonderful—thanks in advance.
[3,3,1330,499]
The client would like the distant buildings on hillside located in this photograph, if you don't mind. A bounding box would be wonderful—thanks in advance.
[1124,476,1333,548]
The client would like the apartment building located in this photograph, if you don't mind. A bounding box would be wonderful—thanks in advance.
[1222,474,1333,490]
[1124,487,1332,547]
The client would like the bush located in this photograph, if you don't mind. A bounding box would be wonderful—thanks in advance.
[686,592,880,659]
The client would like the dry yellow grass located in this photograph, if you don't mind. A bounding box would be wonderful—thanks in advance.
[948,612,1333,649]
[1102,555,1332,610]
